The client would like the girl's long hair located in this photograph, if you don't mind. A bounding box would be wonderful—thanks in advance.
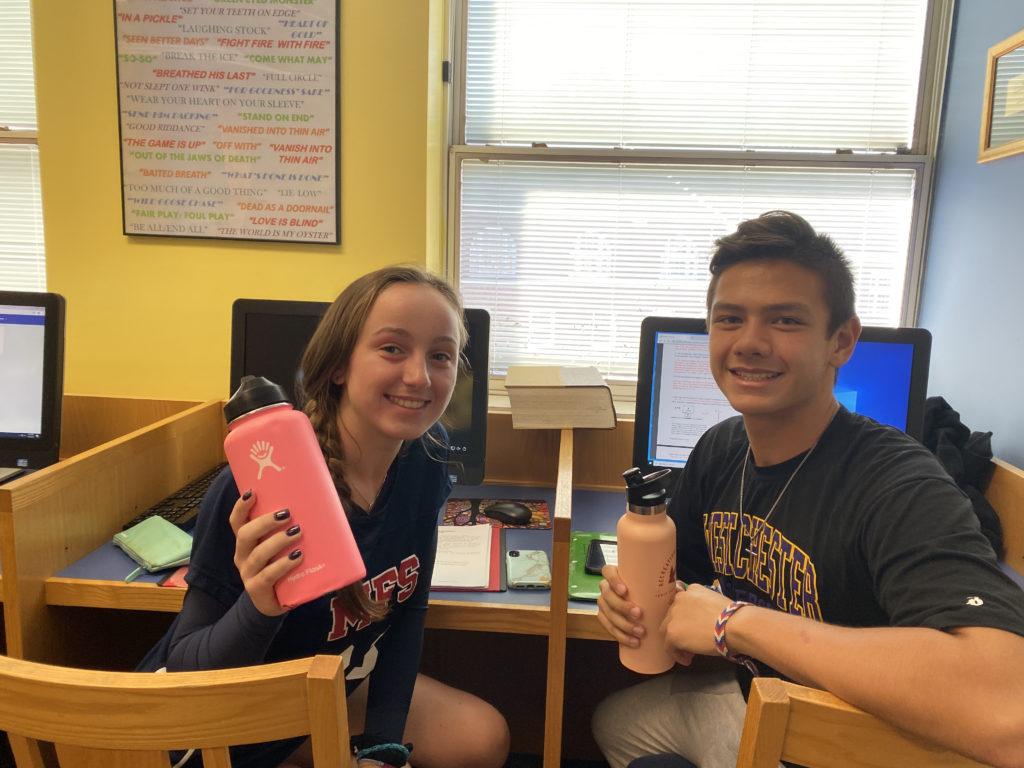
[296,265,466,622]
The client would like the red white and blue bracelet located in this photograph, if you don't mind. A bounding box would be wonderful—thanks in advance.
[714,600,759,676]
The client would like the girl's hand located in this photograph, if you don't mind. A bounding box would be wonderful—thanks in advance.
[228,490,303,617]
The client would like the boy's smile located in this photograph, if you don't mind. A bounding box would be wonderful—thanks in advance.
[708,260,858,442]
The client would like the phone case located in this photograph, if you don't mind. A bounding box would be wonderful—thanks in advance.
[568,531,616,601]
[506,549,551,589]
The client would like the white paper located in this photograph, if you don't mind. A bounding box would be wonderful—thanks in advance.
[432,525,492,588]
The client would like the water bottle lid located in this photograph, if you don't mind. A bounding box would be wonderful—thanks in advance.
[224,376,292,424]
[623,466,671,508]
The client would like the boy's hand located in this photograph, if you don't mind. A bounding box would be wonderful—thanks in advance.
[660,582,732,659]
[596,564,646,648]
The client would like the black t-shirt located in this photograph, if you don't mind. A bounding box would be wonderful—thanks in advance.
[139,432,451,768]
[674,408,1024,644]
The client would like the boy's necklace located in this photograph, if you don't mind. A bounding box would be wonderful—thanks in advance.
[737,404,839,553]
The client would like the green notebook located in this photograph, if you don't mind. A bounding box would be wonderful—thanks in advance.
[568,530,616,601]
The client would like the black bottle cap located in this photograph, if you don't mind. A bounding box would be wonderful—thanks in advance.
[623,466,671,508]
[224,376,292,424]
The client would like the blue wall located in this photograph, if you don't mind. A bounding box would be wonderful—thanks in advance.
[920,1,1024,467]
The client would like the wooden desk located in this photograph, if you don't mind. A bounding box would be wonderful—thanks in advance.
[14,400,1024,767]
[0,399,222,662]
[34,410,627,768]
[0,395,198,608]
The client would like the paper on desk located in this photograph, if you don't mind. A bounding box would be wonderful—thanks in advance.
[432,525,492,588]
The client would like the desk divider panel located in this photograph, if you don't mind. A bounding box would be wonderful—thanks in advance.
[59,395,201,460]
[0,399,226,663]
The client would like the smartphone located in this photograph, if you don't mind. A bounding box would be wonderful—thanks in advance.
[584,539,618,575]
[506,549,551,590]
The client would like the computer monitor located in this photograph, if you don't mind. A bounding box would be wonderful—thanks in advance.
[0,291,66,474]
[230,299,490,485]
[632,316,931,478]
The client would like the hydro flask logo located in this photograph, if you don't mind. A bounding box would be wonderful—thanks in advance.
[250,440,285,480]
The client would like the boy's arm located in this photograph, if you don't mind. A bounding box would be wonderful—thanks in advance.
[662,584,1024,768]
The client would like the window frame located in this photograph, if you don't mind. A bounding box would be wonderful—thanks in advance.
[444,0,955,403]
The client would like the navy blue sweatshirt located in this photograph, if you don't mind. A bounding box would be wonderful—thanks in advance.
[138,435,451,768]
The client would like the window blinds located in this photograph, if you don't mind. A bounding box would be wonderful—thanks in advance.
[455,0,930,379]
[458,160,916,378]
[0,0,46,292]
[465,0,927,151]
[0,0,38,130]
[0,144,46,292]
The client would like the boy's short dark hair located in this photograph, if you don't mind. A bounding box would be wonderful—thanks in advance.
[706,210,856,335]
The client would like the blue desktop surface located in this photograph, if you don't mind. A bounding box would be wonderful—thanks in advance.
[441,485,623,611]
[52,485,635,611]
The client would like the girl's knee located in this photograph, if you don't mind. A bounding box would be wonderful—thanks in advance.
[462,701,510,768]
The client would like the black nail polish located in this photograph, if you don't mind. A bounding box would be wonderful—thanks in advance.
[286,525,300,536]
[273,509,290,521]
[289,549,302,560]
[241,489,252,501]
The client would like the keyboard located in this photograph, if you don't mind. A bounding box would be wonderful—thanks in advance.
[122,463,228,530]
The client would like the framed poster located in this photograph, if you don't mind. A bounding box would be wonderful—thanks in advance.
[114,0,339,243]
[979,26,1024,164]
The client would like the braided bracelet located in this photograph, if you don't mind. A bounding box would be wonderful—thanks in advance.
[713,600,759,676]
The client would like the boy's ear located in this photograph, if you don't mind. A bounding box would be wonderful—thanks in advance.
[830,315,862,369]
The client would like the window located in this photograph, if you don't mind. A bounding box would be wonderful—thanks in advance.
[449,0,946,385]
[0,0,46,292]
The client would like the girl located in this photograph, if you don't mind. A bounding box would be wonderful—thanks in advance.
[140,266,509,768]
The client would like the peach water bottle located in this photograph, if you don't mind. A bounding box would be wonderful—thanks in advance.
[223,376,365,610]
[615,467,676,673]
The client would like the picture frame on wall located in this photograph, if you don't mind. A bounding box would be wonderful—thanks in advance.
[978,26,1024,164]
[113,0,340,243]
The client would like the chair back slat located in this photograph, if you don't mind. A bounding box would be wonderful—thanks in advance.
[200,746,235,768]
[0,654,347,768]
[54,744,169,768]
[306,654,349,768]
[735,677,790,768]
[738,679,987,768]
[6,735,46,768]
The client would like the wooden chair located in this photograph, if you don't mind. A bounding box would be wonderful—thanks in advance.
[736,677,986,768]
[0,653,349,768]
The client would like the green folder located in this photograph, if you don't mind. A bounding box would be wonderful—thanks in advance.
[568,530,616,601]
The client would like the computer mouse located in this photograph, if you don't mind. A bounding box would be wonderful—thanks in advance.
[481,501,532,526]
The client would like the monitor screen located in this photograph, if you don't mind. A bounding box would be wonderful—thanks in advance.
[633,317,931,476]
[0,291,65,471]
[230,299,490,485]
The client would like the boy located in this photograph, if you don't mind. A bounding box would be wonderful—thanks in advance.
[594,211,1024,768]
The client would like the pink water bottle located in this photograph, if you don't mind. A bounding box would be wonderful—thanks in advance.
[223,376,365,610]
[615,467,677,673]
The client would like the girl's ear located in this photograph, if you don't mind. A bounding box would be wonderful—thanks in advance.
[331,368,345,386]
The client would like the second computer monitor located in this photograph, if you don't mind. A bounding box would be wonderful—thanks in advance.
[0,291,66,472]
[229,299,490,485]
[633,316,931,477]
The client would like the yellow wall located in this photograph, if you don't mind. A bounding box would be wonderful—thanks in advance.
[33,0,443,401]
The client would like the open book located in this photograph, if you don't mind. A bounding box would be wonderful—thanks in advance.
[431,524,504,592]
